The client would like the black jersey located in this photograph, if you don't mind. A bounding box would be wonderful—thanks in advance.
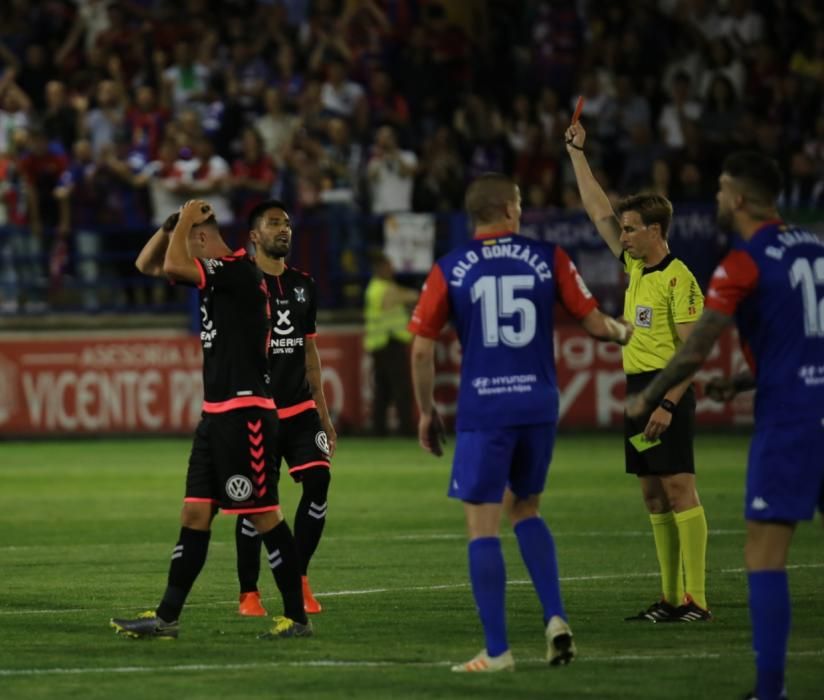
[194,250,274,413]
[264,266,317,411]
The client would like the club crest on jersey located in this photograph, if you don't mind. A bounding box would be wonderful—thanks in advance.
[226,475,253,501]
[274,309,295,335]
[635,305,653,328]
[294,287,306,303]
[315,431,330,455]
[203,258,223,274]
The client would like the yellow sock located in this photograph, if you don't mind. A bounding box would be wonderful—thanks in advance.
[674,505,708,609]
[649,512,683,604]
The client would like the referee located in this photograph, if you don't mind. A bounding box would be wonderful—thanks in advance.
[565,121,711,623]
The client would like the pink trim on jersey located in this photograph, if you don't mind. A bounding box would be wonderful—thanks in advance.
[288,460,330,474]
[278,400,316,419]
[408,264,449,339]
[202,396,276,413]
[306,332,318,338]
[193,258,206,290]
[184,497,219,504]
[221,504,282,515]
[554,247,598,320]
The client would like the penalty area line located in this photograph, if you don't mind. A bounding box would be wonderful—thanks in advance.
[1,650,823,677]
[1,563,822,616]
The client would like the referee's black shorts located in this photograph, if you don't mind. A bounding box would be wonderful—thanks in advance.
[624,371,695,476]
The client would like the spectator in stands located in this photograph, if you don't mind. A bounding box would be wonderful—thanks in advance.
[780,151,824,209]
[230,126,277,226]
[658,71,702,152]
[270,42,304,109]
[718,0,765,51]
[18,127,70,309]
[504,93,534,156]
[367,124,417,215]
[17,43,51,112]
[185,135,232,225]
[0,71,31,156]
[223,40,268,116]
[699,75,741,153]
[126,85,169,162]
[366,68,409,133]
[698,39,746,99]
[255,87,299,166]
[319,116,365,283]
[320,56,365,119]
[0,143,25,313]
[413,125,464,213]
[55,138,104,310]
[43,81,80,154]
[133,138,187,227]
[161,41,210,113]
[83,77,126,159]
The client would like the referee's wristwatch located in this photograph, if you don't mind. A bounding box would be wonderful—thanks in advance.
[659,398,677,413]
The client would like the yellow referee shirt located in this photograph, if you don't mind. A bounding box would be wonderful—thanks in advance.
[622,253,703,374]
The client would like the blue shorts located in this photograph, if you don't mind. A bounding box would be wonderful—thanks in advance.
[745,419,824,522]
[449,423,556,503]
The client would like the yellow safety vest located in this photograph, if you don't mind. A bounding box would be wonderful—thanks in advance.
[364,278,413,352]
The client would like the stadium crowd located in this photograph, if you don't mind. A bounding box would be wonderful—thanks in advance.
[0,0,822,312]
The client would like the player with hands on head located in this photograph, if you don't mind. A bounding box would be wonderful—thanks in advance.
[565,118,711,624]
[626,151,824,700]
[117,198,312,641]
[409,172,631,673]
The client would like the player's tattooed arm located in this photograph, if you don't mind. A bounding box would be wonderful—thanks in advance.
[627,309,732,416]
[705,368,755,402]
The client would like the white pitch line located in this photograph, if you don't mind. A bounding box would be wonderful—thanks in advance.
[1,563,822,616]
[0,529,749,552]
[1,650,822,678]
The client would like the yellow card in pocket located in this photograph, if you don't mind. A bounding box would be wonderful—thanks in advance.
[629,432,662,453]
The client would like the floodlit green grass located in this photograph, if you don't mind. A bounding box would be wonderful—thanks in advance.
[0,434,821,699]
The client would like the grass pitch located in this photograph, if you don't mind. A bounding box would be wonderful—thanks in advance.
[0,433,821,699]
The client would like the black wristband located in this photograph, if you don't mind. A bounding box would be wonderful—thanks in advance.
[565,140,584,151]
[659,398,676,413]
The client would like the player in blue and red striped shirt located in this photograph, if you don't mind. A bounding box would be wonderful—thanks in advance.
[409,173,633,673]
[627,152,824,700]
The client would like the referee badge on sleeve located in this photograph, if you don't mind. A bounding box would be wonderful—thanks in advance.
[635,306,653,328]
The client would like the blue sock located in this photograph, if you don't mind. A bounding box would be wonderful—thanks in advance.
[748,570,790,700]
[468,537,508,657]
[514,516,566,624]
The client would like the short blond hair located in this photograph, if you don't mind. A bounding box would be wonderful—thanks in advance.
[464,173,518,226]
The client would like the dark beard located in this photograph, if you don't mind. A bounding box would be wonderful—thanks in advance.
[716,207,733,231]
[261,240,290,259]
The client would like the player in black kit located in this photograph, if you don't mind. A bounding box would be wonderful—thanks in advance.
[236,200,336,617]
[112,200,311,639]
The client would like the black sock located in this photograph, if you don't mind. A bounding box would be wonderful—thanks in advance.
[260,520,307,624]
[294,469,330,575]
[235,516,262,593]
[156,527,210,623]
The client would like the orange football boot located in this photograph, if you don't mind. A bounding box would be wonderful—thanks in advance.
[302,576,322,614]
[238,591,267,617]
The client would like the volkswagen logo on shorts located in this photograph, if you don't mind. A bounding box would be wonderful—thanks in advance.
[315,431,330,455]
[226,475,253,501]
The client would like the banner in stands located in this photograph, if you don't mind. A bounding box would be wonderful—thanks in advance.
[383,212,436,273]
[0,326,752,436]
